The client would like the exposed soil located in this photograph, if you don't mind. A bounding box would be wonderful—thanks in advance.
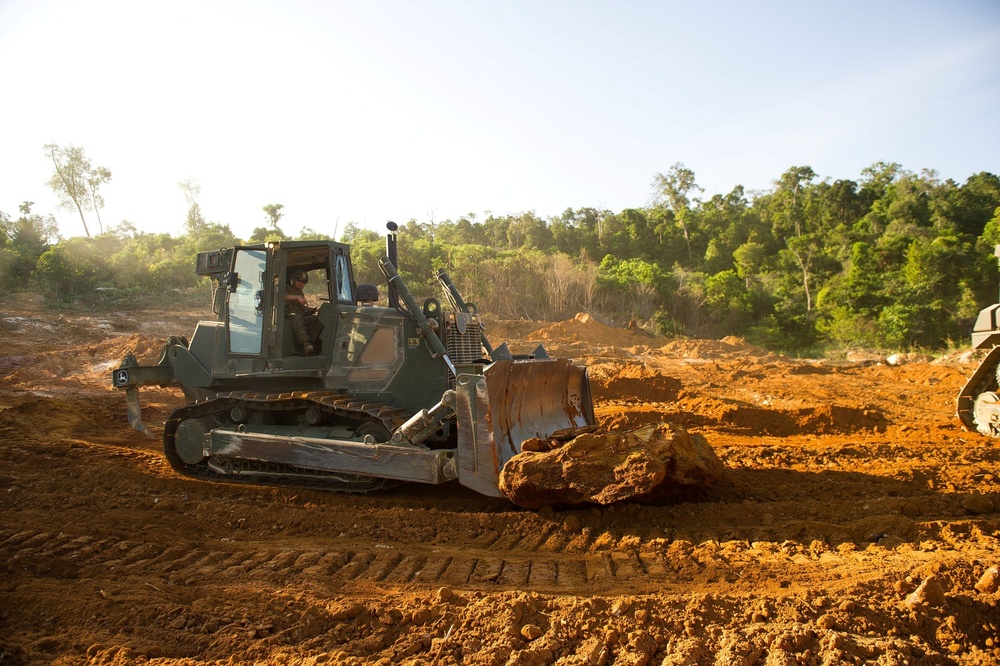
[1,299,998,665]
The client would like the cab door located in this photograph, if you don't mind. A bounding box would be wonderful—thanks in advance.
[227,248,267,355]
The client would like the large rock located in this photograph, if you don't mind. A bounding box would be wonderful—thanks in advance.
[498,422,725,509]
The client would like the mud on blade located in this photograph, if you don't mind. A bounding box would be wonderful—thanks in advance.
[455,358,594,497]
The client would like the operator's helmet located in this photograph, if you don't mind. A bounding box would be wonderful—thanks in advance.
[289,269,309,285]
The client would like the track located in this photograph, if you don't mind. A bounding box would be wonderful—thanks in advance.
[956,344,1000,433]
[162,390,417,491]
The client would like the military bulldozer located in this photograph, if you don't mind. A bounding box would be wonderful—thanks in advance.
[958,244,1000,437]
[111,224,593,497]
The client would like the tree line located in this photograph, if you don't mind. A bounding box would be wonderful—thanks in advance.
[345,163,1000,353]
[3,146,999,354]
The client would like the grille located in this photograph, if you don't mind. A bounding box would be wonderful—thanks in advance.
[443,312,483,365]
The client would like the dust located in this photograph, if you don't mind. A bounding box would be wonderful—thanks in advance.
[1,306,999,664]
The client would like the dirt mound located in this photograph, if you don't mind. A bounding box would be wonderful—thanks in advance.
[594,400,889,437]
[587,362,682,402]
[8,291,46,310]
[0,392,134,442]
[681,398,890,436]
[658,335,777,360]
[531,313,658,348]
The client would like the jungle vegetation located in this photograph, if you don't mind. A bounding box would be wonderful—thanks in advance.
[4,150,1000,355]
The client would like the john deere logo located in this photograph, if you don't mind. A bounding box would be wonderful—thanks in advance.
[115,370,130,385]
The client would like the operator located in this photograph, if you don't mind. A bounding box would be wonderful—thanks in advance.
[285,269,323,355]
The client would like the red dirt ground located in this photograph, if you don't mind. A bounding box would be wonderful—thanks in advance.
[1,300,998,665]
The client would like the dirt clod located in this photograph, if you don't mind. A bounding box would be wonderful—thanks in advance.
[975,567,999,594]
[906,575,948,609]
[520,624,542,641]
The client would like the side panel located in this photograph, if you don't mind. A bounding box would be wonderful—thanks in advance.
[324,306,451,414]
[972,304,1000,350]
[186,321,225,373]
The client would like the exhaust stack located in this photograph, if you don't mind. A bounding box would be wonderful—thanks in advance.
[386,220,400,309]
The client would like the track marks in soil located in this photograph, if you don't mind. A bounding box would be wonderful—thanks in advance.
[9,524,964,599]
[0,526,732,595]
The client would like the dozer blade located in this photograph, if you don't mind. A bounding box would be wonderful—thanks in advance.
[454,358,594,497]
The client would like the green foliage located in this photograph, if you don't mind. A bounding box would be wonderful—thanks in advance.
[705,269,750,323]
[597,255,666,291]
[6,161,999,354]
[341,224,386,286]
[249,226,286,243]
[35,237,115,299]
[815,306,880,349]
[0,202,58,291]
[595,255,669,321]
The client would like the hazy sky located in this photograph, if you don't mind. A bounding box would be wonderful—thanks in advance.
[2,0,998,241]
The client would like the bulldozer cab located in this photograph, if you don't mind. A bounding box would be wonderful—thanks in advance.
[184,239,454,417]
[205,241,362,365]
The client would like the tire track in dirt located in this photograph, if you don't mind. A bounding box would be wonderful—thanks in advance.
[3,525,933,597]
[0,526,683,593]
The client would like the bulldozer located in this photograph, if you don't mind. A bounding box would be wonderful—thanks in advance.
[958,244,1000,437]
[111,223,594,497]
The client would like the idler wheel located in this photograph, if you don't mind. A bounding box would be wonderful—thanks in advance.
[173,417,214,465]
[973,391,1000,436]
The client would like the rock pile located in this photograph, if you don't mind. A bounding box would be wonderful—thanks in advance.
[498,422,726,509]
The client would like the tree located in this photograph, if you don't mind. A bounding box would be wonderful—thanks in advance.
[87,166,112,234]
[0,202,58,289]
[651,163,702,262]
[179,179,206,236]
[251,204,287,243]
[704,269,752,335]
[597,255,668,320]
[263,203,284,227]
[947,172,1000,236]
[859,161,902,199]
[45,144,111,237]
[783,235,820,311]
[733,241,767,288]
[772,166,817,238]
[260,203,288,240]
[0,209,10,249]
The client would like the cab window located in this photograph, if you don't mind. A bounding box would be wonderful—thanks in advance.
[335,253,353,303]
[229,249,266,354]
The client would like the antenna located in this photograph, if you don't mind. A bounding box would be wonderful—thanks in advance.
[995,244,1000,302]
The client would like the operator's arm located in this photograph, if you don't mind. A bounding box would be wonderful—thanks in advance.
[285,291,308,306]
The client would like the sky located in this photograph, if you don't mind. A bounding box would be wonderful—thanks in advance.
[1,0,999,242]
